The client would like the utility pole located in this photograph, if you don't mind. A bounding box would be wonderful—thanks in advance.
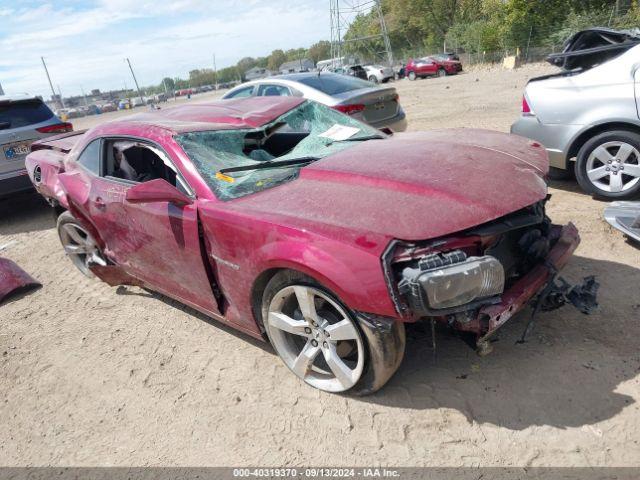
[213,54,218,89]
[330,0,393,67]
[80,86,89,107]
[375,0,393,66]
[41,56,61,109]
[0,82,4,96]
[125,58,144,103]
[57,85,65,109]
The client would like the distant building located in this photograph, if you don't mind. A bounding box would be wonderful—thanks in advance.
[279,59,315,74]
[244,67,273,81]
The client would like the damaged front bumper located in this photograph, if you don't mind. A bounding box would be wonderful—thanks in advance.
[471,223,594,343]
[392,222,597,344]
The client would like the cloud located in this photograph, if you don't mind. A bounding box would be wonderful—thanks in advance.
[0,0,329,97]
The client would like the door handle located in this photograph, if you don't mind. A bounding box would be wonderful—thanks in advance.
[94,197,106,210]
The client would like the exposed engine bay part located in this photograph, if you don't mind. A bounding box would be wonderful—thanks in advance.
[0,257,41,305]
[517,274,599,344]
[547,27,640,71]
[604,201,640,244]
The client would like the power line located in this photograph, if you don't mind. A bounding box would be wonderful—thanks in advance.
[329,0,393,66]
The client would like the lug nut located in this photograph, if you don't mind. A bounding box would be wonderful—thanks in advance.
[606,167,610,171]
[620,166,625,170]
[311,339,318,347]
[323,341,328,348]
[304,327,312,334]
[608,160,612,164]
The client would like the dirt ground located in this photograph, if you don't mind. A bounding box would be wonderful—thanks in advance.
[1,63,640,467]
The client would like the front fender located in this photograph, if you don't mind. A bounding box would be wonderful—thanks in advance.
[255,238,397,318]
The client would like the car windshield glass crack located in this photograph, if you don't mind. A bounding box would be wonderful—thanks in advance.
[175,100,384,200]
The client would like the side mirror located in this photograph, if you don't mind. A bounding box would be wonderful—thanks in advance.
[125,178,193,206]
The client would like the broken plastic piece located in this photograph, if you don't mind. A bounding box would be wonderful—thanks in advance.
[547,27,640,70]
[518,274,599,343]
[604,201,640,244]
[0,257,41,304]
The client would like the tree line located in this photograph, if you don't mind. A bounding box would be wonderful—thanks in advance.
[146,0,638,93]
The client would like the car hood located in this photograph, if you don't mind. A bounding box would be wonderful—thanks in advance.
[227,129,549,243]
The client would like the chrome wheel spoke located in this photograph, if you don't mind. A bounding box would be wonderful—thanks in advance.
[616,143,635,163]
[623,164,640,178]
[587,165,609,182]
[293,286,318,324]
[63,224,85,245]
[325,319,358,341]
[291,341,320,378]
[610,173,624,192]
[89,252,107,266]
[592,145,615,164]
[64,244,89,255]
[322,344,356,389]
[268,312,309,337]
[587,141,640,193]
[267,284,365,392]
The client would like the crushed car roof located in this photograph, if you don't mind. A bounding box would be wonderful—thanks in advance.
[547,27,640,70]
[112,96,306,134]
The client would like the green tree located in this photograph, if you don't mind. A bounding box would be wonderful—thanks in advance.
[308,40,331,64]
[267,49,287,71]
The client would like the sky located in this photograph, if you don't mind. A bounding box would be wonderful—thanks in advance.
[0,0,331,98]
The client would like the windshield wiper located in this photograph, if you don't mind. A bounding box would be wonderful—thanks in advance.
[325,134,386,146]
[338,134,386,141]
[218,156,319,175]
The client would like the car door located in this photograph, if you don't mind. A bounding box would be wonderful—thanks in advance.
[419,58,437,75]
[72,137,221,316]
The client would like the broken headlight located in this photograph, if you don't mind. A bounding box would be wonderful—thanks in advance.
[399,250,505,312]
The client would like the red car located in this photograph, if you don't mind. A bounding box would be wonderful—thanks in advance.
[25,97,593,394]
[406,55,463,80]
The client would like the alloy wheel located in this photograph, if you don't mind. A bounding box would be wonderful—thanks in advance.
[58,222,106,277]
[266,285,365,392]
[586,141,640,193]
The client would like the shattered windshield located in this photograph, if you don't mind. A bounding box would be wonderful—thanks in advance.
[175,100,383,200]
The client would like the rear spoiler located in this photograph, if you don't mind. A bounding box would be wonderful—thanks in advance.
[30,129,87,154]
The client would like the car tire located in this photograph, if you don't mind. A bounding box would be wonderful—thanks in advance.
[575,130,640,200]
[408,71,416,81]
[437,68,446,77]
[261,270,405,395]
[57,211,104,278]
[368,75,379,83]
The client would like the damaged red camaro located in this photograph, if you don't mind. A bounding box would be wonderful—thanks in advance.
[25,97,596,394]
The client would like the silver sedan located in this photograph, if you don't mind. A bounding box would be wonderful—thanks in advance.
[222,72,407,133]
[511,43,640,200]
